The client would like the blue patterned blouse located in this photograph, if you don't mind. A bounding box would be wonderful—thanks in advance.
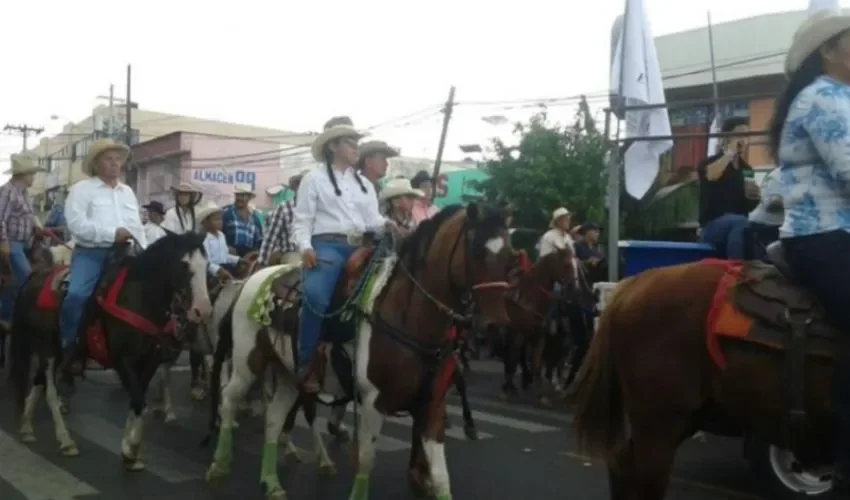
[777,75,850,238]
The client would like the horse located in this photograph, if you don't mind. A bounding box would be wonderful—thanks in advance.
[9,232,212,468]
[203,203,513,500]
[568,250,838,499]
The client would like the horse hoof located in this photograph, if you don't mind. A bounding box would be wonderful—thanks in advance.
[318,462,337,476]
[164,412,177,423]
[464,426,478,441]
[267,491,287,500]
[124,458,145,471]
[20,431,35,443]
[60,442,80,456]
[327,423,350,442]
[206,462,229,482]
[191,388,206,401]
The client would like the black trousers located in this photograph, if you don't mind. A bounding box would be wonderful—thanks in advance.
[783,230,850,475]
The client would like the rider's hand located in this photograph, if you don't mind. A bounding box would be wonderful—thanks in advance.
[301,249,317,269]
[114,227,133,243]
[385,219,402,236]
[216,268,234,282]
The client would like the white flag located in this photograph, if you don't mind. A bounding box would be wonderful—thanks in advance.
[809,0,840,16]
[610,0,673,199]
[706,115,721,157]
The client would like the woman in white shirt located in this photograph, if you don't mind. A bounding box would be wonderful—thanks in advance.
[162,182,203,235]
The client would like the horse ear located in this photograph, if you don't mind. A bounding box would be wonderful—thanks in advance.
[467,203,480,222]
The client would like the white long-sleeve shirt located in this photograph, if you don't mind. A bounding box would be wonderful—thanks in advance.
[538,228,575,258]
[292,167,386,251]
[161,206,196,234]
[203,231,239,275]
[65,177,147,249]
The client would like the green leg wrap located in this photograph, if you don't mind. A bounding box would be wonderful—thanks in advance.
[212,426,233,468]
[348,473,370,500]
[435,494,452,500]
[260,442,283,492]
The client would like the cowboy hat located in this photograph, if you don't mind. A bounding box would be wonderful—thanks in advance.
[6,154,45,176]
[786,11,850,74]
[195,203,223,229]
[82,139,130,176]
[311,118,364,162]
[234,183,256,197]
[379,178,424,202]
[142,200,166,215]
[170,181,203,204]
[549,207,571,228]
[359,140,400,159]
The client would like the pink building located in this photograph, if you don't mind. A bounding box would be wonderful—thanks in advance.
[130,131,284,210]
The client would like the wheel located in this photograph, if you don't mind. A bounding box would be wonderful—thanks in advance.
[747,435,833,498]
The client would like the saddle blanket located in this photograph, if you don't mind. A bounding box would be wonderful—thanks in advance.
[247,262,301,326]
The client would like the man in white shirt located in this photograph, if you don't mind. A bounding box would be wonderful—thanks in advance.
[538,207,575,258]
[143,201,168,244]
[293,116,396,392]
[60,138,147,369]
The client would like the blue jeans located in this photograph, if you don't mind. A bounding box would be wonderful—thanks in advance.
[59,247,111,348]
[700,214,749,259]
[298,238,356,369]
[0,241,32,322]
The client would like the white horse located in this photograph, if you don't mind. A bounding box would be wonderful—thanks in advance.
[205,263,352,498]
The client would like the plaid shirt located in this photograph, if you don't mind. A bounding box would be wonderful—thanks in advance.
[258,200,297,264]
[0,181,36,243]
[222,204,263,252]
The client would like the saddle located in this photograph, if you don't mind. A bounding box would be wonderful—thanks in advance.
[726,242,840,438]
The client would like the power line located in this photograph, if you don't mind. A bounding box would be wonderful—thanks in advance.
[3,124,44,151]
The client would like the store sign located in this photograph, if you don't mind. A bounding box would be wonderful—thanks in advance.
[192,169,257,191]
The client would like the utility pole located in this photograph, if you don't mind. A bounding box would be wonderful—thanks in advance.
[3,124,44,151]
[429,85,456,201]
[125,65,133,146]
[108,84,115,139]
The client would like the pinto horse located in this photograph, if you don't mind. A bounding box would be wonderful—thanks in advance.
[9,232,211,467]
[569,255,839,499]
[204,203,513,500]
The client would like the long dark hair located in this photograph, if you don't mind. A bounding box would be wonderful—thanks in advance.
[769,35,843,159]
[324,138,367,196]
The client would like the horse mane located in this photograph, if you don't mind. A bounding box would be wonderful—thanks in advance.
[399,204,465,269]
[125,232,205,280]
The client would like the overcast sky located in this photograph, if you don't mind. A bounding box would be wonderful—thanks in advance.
[0,0,836,178]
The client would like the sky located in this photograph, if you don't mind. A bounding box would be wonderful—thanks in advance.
[0,0,838,179]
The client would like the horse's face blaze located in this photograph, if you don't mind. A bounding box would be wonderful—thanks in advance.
[471,229,512,329]
[182,248,212,322]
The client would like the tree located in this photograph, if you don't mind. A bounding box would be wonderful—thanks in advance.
[473,109,608,249]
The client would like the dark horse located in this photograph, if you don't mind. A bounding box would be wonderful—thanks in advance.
[9,232,212,468]
[569,253,839,499]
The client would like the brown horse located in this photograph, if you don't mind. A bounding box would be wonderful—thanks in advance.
[569,254,836,499]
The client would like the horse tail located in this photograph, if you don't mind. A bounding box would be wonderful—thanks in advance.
[201,301,235,447]
[9,273,38,417]
[567,277,633,459]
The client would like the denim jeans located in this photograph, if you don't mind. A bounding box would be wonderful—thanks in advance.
[700,213,749,259]
[59,247,111,348]
[297,238,356,369]
[0,241,32,322]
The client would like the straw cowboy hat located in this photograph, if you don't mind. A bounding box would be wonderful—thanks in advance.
[6,154,45,176]
[170,181,203,204]
[234,183,256,198]
[311,116,364,162]
[549,207,571,228]
[195,203,223,229]
[359,140,400,159]
[786,11,850,74]
[82,139,130,176]
[379,178,424,202]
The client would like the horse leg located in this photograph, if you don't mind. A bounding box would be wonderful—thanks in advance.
[453,369,477,440]
[301,393,336,475]
[501,331,518,399]
[190,348,206,401]
[278,396,305,462]
[422,401,453,499]
[158,364,177,423]
[114,355,158,471]
[258,371,298,500]
[407,412,431,495]
[206,362,255,481]
[347,389,386,500]
[19,359,47,443]
[327,403,351,442]
[607,419,687,500]
[43,357,79,455]
[529,336,550,407]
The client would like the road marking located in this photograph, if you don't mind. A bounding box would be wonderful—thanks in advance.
[0,429,99,500]
[294,416,411,452]
[444,404,559,432]
[67,413,204,483]
[449,394,574,424]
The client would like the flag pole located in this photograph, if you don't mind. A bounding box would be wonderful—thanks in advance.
[606,0,630,281]
[707,11,720,116]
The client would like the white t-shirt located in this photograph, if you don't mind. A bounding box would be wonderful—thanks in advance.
[538,228,575,258]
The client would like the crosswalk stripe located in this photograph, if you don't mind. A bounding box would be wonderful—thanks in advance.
[66,413,205,483]
[444,404,559,432]
[293,416,411,452]
[0,429,99,500]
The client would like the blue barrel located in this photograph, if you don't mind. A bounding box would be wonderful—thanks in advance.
[618,240,718,277]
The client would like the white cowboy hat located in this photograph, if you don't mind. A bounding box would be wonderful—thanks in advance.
[786,11,850,74]
[359,140,400,159]
[195,203,223,230]
[549,207,571,228]
[5,154,45,176]
[233,183,256,197]
[82,139,130,176]
[170,181,203,204]
[311,118,364,162]
[379,178,425,202]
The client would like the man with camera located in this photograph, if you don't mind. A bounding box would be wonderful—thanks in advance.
[697,117,761,259]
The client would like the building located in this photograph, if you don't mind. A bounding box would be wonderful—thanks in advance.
[652,9,819,174]
[23,105,313,212]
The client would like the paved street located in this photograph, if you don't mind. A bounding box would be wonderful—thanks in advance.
[0,359,764,499]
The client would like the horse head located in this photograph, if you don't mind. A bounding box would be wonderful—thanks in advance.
[126,232,212,324]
